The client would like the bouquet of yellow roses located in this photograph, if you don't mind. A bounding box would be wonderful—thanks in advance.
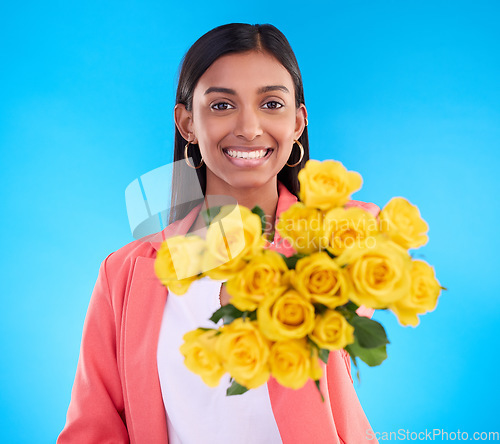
[154,160,443,396]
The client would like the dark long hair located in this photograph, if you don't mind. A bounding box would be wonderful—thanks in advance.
[169,23,309,224]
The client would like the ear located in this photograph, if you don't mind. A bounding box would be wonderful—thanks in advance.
[174,103,196,143]
[294,104,308,140]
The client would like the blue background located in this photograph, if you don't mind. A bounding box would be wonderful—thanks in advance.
[1,0,499,442]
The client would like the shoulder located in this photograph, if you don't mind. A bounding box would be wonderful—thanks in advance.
[104,204,200,280]
[106,237,156,273]
[101,206,200,296]
[97,238,157,307]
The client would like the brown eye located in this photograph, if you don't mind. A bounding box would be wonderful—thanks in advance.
[211,102,234,111]
[262,101,283,110]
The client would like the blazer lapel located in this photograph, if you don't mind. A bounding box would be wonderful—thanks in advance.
[122,204,202,443]
[122,256,169,443]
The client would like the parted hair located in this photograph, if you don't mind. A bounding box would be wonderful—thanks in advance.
[169,23,309,224]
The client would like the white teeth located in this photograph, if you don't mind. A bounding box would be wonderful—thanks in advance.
[226,149,268,159]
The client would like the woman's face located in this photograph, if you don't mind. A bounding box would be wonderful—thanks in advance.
[177,50,307,194]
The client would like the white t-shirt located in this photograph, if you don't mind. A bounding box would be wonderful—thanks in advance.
[157,277,283,444]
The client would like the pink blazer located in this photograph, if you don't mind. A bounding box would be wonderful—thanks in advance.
[58,182,379,444]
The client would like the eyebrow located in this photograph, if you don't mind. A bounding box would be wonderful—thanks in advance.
[204,85,290,95]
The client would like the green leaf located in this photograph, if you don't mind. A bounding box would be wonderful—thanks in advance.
[282,253,307,270]
[323,248,337,259]
[350,354,358,369]
[209,306,226,324]
[201,206,222,227]
[343,301,359,313]
[345,337,388,367]
[313,303,329,315]
[349,354,361,383]
[318,348,330,365]
[237,309,257,322]
[306,336,319,354]
[251,205,267,235]
[226,380,249,396]
[314,380,325,403]
[347,315,390,349]
[209,304,244,325]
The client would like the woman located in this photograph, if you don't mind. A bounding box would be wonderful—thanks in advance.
[58,23,379,443]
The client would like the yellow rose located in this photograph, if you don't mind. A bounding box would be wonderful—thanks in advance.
[337,236,412,309]
[154,235,206,295]
[180,329,225,387]
[309,310,354,350]
[291,252,351,308]
[215,318,271,389]
[275,203,327,254]
[389,260,442,326]
[379,197,428,249]
[298,160,362,210]
[257,288,316,341]
[226,250,289,311]
[323,207,379,256]
[202,204,266,280]
[269,339,323,389]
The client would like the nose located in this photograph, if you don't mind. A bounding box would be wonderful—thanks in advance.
[234,106,263,141]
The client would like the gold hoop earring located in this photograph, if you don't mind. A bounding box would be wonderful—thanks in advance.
[286,140,304,167]
[184,142,204,169]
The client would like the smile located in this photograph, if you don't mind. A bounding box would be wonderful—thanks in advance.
[224,148,271,159]
[222,147,274,165]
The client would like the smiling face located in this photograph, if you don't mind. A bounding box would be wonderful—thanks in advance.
[175,50,307,196]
